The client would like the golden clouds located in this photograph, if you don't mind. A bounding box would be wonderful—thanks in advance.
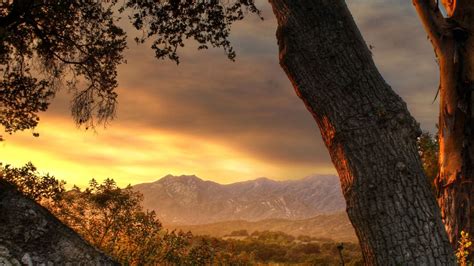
[1,115,334,188]
[2,0,441,187]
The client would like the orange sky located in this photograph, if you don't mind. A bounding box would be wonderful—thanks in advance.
[2,115,337,188]
[1,0,440,188]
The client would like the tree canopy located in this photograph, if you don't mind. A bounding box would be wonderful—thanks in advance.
[0,161,65,201]
[0,0,260,134]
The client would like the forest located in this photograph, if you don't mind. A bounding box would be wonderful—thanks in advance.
[1,162,363,265]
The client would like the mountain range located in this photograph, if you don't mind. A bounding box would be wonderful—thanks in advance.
[133,174,346,225]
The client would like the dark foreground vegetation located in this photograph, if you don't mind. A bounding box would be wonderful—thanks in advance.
[0,162,362,265]
[200,231,363,265]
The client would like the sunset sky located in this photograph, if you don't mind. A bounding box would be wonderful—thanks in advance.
[1,0,440,188]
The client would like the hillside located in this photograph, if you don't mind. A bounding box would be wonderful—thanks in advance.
[133,174,345,224]
[167,212,357,243]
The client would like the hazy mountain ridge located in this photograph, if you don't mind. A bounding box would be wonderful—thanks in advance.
[133,174,345,225]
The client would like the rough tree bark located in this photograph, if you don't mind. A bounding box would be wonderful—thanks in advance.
[415,0,474,251]
[268,0,455,264]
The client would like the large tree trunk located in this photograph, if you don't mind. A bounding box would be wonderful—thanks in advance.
[415,0,474,253]
[268,0,455,264]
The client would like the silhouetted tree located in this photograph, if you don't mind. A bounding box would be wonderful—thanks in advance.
[0,162,65,201]
[0,0,126,134]
[0,0,260,135]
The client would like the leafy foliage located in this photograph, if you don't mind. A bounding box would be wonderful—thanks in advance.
[48,178,166,265]
[0,0,260,134]
[124,0,261,63]
[456,231,473,266]
[3,162,362,265]
[0,0,127,133]
[417,131,439,192]
[0,162,65,201]
[0,72,53,134]
[204,231,363,265]
[2,163,216,264]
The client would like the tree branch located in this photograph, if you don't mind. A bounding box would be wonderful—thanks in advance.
[413,0,447,56]
[0,0,35,29]
[441,0,456,17]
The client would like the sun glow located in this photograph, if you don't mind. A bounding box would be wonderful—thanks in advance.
[1,115,332,188]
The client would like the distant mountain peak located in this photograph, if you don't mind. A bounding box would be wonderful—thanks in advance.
[134,174,345,225]
[160,174,202,182]
[254,177,274,182]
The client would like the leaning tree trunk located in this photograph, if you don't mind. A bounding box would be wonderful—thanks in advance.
[415,0,474,254]
[268,0,455,264]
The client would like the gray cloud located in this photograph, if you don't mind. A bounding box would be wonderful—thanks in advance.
[36,0,440,180]
[348,0,439,130]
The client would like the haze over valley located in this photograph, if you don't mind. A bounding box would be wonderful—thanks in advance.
[133,174,356,242]
[134,174,346,225]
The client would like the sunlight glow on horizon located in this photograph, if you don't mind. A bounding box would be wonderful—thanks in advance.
[1,115,335,189]
[0,0,438,189]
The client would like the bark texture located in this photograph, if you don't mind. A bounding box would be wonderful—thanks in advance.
[268,0,455,264]
[436,33,474,251]
[415,0,474,251]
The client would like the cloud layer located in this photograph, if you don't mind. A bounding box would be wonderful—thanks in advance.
[1,0,440,187]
